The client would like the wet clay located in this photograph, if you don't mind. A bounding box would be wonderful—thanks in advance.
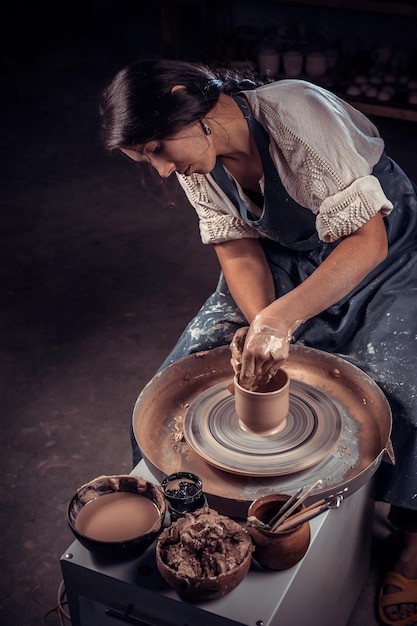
[234,369,290,435]
[156,507,254,600]
[75,492,160,541]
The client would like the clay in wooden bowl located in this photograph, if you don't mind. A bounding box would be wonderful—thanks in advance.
[156,507,254,600]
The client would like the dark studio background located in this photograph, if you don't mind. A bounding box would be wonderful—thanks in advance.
[1,1,417,625]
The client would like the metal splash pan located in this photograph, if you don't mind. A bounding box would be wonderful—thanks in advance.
[133,345,393,518]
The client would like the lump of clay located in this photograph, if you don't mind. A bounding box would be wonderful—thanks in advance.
[157,507,253,579]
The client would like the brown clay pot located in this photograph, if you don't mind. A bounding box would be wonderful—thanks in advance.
[247,493,311,570]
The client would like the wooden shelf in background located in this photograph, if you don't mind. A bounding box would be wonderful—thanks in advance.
[268,0,417,17]
[345,99,417,122]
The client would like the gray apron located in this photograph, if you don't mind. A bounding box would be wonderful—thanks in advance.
[156,97,417,510]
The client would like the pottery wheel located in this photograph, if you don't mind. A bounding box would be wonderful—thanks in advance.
[183,379,342,477]
[133,345,393,518]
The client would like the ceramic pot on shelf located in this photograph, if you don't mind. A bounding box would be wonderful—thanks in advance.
[257,48,280,78]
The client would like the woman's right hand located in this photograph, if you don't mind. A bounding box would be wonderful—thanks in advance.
[230,315,292,391]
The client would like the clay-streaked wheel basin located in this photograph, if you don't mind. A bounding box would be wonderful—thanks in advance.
[133,345,393,518]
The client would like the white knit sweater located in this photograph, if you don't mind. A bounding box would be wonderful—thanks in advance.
[176,80,393,244]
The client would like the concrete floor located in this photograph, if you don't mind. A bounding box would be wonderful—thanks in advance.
[1,3,417,625]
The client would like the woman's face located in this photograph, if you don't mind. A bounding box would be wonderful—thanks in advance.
[121,121,216,178]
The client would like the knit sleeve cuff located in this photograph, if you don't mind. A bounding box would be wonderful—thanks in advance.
[316,175,393,242]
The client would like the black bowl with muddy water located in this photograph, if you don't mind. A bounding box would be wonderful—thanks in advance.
[67,474,166,560]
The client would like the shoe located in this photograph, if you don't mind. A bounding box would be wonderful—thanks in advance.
[379,570,417,626]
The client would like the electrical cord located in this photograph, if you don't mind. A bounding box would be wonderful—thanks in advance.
[43,580,71,625]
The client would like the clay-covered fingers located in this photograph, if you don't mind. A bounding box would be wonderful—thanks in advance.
[239,330,290,391]
[229,326,249,376]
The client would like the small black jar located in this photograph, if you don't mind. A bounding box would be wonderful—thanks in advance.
[161,472,208,521]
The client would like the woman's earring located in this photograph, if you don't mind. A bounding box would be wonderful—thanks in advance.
[200,120,211,135]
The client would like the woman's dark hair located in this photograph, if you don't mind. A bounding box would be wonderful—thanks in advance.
[99,58,262,152]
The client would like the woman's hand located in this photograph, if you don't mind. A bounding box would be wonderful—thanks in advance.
[227,215,388,391]
[230,315,292,391]
[230,326,249,378]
